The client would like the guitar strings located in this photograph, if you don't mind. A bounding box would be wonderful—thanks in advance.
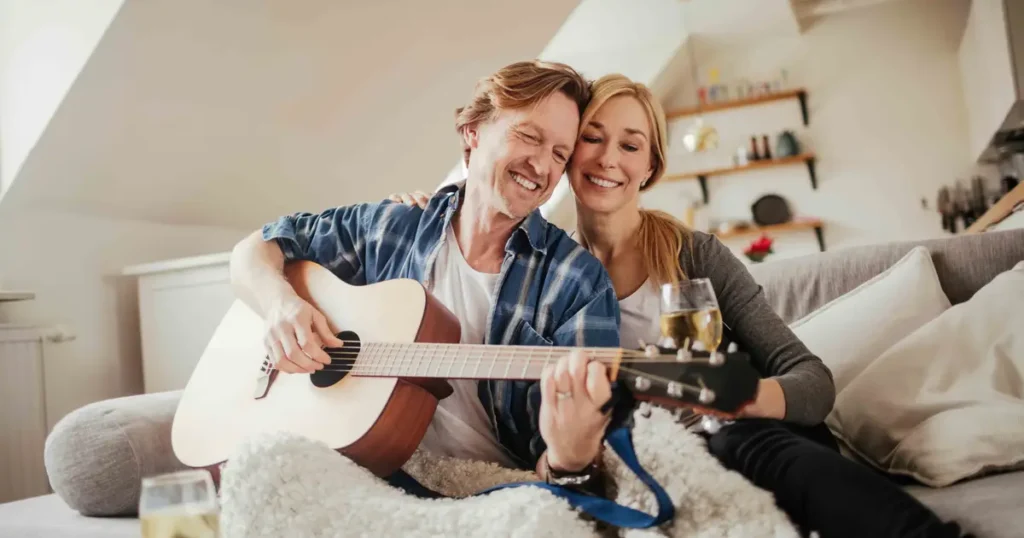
[262,360,709,396]
[274,352,705,371]
[281,338,666,358]
[263,341,720,373]
[266,352,721,376]
[261,339,723,376]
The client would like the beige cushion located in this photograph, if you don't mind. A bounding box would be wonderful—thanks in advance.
[829,261,1024,487]
[789,246,951,393]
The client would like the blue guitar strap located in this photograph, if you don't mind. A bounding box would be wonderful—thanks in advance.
[387,426,675,529]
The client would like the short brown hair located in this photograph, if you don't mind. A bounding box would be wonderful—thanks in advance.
[455,60,590,166]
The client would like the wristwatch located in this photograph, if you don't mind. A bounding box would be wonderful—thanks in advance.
[543,454,599,487]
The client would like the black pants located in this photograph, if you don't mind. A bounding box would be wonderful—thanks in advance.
[705,419,968,538]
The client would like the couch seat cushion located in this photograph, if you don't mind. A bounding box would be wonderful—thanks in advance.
[906,471,1024,538]
[0,494,138,538]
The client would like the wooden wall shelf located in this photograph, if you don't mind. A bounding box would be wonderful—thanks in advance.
[0,291,35,302]
[712,218,826,251]
[667,88,808,125]
[662,153,817,203]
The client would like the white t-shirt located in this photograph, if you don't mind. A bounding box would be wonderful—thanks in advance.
[618,278,662,351]
[416,225,517,468]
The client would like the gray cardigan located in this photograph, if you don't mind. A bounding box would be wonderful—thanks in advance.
[681,231,836,425]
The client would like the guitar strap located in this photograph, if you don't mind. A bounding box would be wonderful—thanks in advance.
[386,425,675,529]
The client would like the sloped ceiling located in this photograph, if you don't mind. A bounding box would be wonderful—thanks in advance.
[5,0,579,229]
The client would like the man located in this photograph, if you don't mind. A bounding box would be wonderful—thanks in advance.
[230,60,620,482]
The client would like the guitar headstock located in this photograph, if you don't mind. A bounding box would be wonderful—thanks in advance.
[615,344,760,417]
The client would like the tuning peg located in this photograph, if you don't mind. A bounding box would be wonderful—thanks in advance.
[675,348,692,362]
[698,387,716,404]
[637,402,653,418]
[667,382,684,398]
[727,342,739,353]
[634,376,652,391]
[701,415,723,434]
[709,351,724,366]
[692,340,707,352]
[644,344,659,358]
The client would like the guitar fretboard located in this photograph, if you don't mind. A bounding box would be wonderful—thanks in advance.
[336,342,623,381]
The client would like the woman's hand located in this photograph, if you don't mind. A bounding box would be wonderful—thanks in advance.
[387,191,431,209]
[738,378,787,419]
[539,351,612,472]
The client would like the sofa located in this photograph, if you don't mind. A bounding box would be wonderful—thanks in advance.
[0,228,1021,538]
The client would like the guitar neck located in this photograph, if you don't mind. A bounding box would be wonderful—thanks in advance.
[338,342,624,381]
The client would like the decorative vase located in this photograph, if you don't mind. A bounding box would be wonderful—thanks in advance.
[775,130,800,158]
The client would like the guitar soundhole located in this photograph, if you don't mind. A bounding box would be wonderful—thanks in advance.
[310,330,360,388]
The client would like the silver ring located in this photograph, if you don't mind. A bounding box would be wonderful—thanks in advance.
[556,391,573,401]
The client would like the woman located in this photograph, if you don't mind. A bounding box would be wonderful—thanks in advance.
[390,74,967,538]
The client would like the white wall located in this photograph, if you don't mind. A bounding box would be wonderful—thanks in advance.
[0,0,250,428]
[958,0,1016,162]
[644,0,977,261]
[0,0,123,195]
[535,0,803,227]
[0,206,245,428]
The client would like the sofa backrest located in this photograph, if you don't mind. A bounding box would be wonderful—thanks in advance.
[747,228,1024,324]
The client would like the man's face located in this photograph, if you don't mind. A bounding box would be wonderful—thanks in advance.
[463,92,580,220]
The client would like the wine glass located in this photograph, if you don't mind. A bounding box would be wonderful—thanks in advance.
[139,469,220,538]
[659,279,729,434]
[658,278,722,352]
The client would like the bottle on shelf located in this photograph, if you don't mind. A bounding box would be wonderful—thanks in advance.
[761,135,773,160]
[749,136,761,161]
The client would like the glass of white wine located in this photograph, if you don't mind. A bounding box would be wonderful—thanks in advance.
[139,469,220,538]
[660,278,728,433]
[659,278,723,352]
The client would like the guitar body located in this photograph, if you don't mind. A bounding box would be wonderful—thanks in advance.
[171,261,461,478]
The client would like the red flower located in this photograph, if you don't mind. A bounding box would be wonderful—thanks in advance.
[744,234,774,254]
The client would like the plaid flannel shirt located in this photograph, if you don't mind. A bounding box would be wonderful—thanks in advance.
[262,182,620,468]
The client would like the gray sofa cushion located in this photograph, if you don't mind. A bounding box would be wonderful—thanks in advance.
[748,228,1024,323]
[906,471,1024,538]
[43,390,187,516]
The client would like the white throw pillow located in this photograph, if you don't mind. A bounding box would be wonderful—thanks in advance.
[790,246,951,394]
[828,261,1024,486]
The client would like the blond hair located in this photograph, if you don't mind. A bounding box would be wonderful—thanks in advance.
[582,74,691,286]
[455,60,591,167]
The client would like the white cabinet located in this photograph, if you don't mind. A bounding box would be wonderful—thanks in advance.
[125,253,235,393]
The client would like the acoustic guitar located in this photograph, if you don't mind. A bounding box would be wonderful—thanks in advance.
[171,261,760,478]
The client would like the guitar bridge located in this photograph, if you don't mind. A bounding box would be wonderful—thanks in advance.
[253,357,278,399]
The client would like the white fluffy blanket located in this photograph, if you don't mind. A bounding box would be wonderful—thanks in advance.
[218,407,797,537]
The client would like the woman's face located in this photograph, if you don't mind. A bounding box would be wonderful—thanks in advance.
[569,95,654,215]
